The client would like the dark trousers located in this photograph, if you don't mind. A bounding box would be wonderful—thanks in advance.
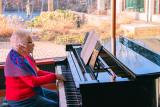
[8,88,59,107]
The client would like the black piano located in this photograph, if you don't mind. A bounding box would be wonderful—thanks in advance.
[56,36,160,107]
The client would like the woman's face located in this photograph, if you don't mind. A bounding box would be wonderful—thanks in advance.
[19,36,34,55]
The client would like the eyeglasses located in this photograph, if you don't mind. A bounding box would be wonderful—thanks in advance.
[27,41,34,45]
[28,41,33,44]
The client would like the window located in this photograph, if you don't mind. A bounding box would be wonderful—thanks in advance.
[154,0,160,14]
[125,0,144,12]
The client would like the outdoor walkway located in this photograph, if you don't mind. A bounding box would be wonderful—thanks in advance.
[0,42,66,64]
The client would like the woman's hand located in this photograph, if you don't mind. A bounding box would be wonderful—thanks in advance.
[56,74,65,81]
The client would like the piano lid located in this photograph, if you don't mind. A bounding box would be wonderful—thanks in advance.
[103,37,160,78]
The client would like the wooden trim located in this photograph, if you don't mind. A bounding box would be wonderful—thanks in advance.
[35,58,54,65]
[111,0,116,56]
[159,0,160,14]
[124,0,126,10]
[122,0,124,11]
[154,0,156,14]
[144,0,146,12]
[0,58,55,69]
[0,64,4,69]
[0,89,5,97]
[123,0,126,11]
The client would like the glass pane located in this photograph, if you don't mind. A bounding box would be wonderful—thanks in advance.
[126,0,144,12]
[155,0,159,14]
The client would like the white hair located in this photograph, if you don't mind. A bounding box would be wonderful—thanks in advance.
[10,29,32,51]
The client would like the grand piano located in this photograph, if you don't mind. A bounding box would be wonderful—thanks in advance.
[55,35,160,107]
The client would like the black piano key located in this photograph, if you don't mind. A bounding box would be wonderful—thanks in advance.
[64,85,76,88]
[66,96,81,101]
[67,104,81,107]
[67,101,80,105]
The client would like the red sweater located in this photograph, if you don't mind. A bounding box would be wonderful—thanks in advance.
[5,55,56,101]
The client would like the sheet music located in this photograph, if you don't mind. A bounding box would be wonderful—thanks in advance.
[80,31,100,65]
[89,49,99,69]
[89,41,102,69]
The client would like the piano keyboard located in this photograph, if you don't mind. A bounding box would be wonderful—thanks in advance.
[56,65,82,107]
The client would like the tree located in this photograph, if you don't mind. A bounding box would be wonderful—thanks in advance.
[41,0,44,12]
[54,0,59,9]
[0,0,2,14]
[97,0,105,12]
[48,0,54,11]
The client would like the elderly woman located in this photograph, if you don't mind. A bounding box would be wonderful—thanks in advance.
[4,29,64,107]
